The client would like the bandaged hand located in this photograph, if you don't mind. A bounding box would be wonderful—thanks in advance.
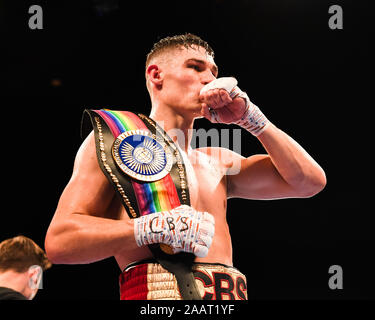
[134,205,215,258]
[200,77,269,136]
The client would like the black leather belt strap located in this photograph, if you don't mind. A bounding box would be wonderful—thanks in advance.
[81,109,202,300]
[148,245,202,300]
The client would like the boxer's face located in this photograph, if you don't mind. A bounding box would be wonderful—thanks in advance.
[153,45,218,117]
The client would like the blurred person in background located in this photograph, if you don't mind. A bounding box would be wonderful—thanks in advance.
[0,235,51,300]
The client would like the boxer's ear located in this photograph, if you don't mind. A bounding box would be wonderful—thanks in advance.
[147,64,163,89]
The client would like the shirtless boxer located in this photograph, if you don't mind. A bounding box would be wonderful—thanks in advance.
[45,34,326,300]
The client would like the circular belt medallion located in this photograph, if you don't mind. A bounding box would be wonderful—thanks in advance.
[112,130,173,182]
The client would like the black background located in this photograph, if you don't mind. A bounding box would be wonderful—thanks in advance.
[0,0,373,301]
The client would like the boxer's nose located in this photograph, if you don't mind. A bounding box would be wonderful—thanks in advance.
[201,69,217,86]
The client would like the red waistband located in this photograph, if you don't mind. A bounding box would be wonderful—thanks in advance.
[120,263,149,300]
[119,260,247,300]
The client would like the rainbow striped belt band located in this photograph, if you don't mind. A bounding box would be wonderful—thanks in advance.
[93,109,181,216]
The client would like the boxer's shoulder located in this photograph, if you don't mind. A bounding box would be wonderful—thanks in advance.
[71,130,109,189]
[74,131,96,169]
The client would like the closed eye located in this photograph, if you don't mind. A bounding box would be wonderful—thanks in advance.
[188,64,202,72]
[185,58,218,77]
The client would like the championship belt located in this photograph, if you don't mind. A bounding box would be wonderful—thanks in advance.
[81,109,202,300]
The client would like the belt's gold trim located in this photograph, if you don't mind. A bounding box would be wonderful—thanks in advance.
[94,116,137,218]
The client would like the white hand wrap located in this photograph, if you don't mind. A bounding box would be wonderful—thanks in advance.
[134,205,215,258]
[200,77,269,136]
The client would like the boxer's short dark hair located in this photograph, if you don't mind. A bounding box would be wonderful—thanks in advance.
[146,33,214,68]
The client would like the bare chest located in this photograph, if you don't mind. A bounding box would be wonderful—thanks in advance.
[182,149,227,213]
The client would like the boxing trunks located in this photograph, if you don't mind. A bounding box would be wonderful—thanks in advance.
[120,259,248,300]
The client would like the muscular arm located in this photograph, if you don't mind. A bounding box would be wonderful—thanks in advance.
[199,79,326,200]
[44,132,137,264]
[227,123,326,200]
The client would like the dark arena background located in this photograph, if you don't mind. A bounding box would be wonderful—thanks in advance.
[0,0,373,305]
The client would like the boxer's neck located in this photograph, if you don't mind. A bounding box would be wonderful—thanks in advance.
[149,105,195,153]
